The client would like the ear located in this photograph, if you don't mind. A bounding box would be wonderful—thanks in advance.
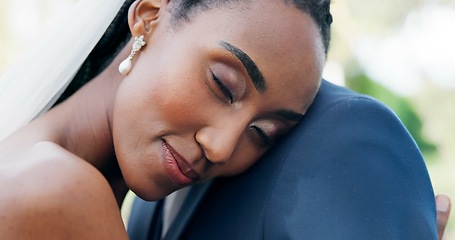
[128,0,168,37]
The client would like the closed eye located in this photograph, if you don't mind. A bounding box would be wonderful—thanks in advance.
[250,125,274,147]
[211,71,234,104]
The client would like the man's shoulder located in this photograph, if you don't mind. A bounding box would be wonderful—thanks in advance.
[309,80,390,118]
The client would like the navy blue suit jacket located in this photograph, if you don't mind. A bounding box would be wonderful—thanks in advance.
[128,80,437,239]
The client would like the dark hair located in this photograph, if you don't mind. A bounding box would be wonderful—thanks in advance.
[169,0,332,54]
[54,0,135,105]
[55,0,331,105]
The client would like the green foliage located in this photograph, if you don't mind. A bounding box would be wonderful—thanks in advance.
[346,71,437,157]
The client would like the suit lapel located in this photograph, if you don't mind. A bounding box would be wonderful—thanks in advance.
[164,181,213,240]
[127,198,159,240]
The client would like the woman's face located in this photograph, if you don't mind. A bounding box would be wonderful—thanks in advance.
[113,0,325,200]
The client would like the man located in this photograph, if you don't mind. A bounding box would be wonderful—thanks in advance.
[128,80,444,239]
[51,1,445,238]
[436,194,451,240]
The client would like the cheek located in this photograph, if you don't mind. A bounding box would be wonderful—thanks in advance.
[216,145,267,177]
[114,67,210,137]
[149,80,206,131]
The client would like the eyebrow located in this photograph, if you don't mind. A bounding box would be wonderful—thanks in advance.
[273,109,304,122]
[219,41,266,92]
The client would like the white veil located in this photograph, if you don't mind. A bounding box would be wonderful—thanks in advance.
[0,0,126,140]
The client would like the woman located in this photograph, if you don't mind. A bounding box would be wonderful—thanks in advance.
[0,0,331,238]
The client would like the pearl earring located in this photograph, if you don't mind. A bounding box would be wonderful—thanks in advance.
[118,35,146,76]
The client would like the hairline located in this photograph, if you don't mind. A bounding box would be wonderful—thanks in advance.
[167,0,330,55]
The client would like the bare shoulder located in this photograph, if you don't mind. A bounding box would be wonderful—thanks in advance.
[0,141,128,240]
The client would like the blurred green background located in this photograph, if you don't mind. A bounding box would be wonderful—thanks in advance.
[1,0,454,237]
[325,1,455,237]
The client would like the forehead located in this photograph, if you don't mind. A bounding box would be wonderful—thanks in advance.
[169,0,325,110]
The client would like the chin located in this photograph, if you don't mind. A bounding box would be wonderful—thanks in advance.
[125,177,177,201]
[136,192,169,202]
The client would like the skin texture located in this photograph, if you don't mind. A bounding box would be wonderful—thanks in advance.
[0,142,127,239]
[114,0,324,200]
[0,0,324,238]
[436,194,451,240]
[0,0,450,238]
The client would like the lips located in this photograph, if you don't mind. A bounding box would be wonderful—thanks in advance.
[162,141,200,185]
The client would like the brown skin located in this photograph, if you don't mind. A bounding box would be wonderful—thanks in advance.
[0,1,450,238]
[0,52,130,239]
[114,0,324,200]
[436,194,451,240]
[0,0,323,238]
[0,142,127,239]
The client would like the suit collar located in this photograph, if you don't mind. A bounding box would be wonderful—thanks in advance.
[164,180,213,240]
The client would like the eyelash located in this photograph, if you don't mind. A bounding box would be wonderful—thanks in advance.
[210,71,273,147]
[211,71,234,104]
[251,125,274,147]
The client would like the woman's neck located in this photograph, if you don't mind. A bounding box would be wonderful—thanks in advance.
[0,42,132,205]
[54,71,120,167]
[51,45,129,168]
[6,42,131,169]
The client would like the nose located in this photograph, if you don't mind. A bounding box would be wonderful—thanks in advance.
[195,119,246,164]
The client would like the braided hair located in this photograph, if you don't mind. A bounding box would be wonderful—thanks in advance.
[54,0,134,105]
[56,0,332,104]
[169,0,332,54]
